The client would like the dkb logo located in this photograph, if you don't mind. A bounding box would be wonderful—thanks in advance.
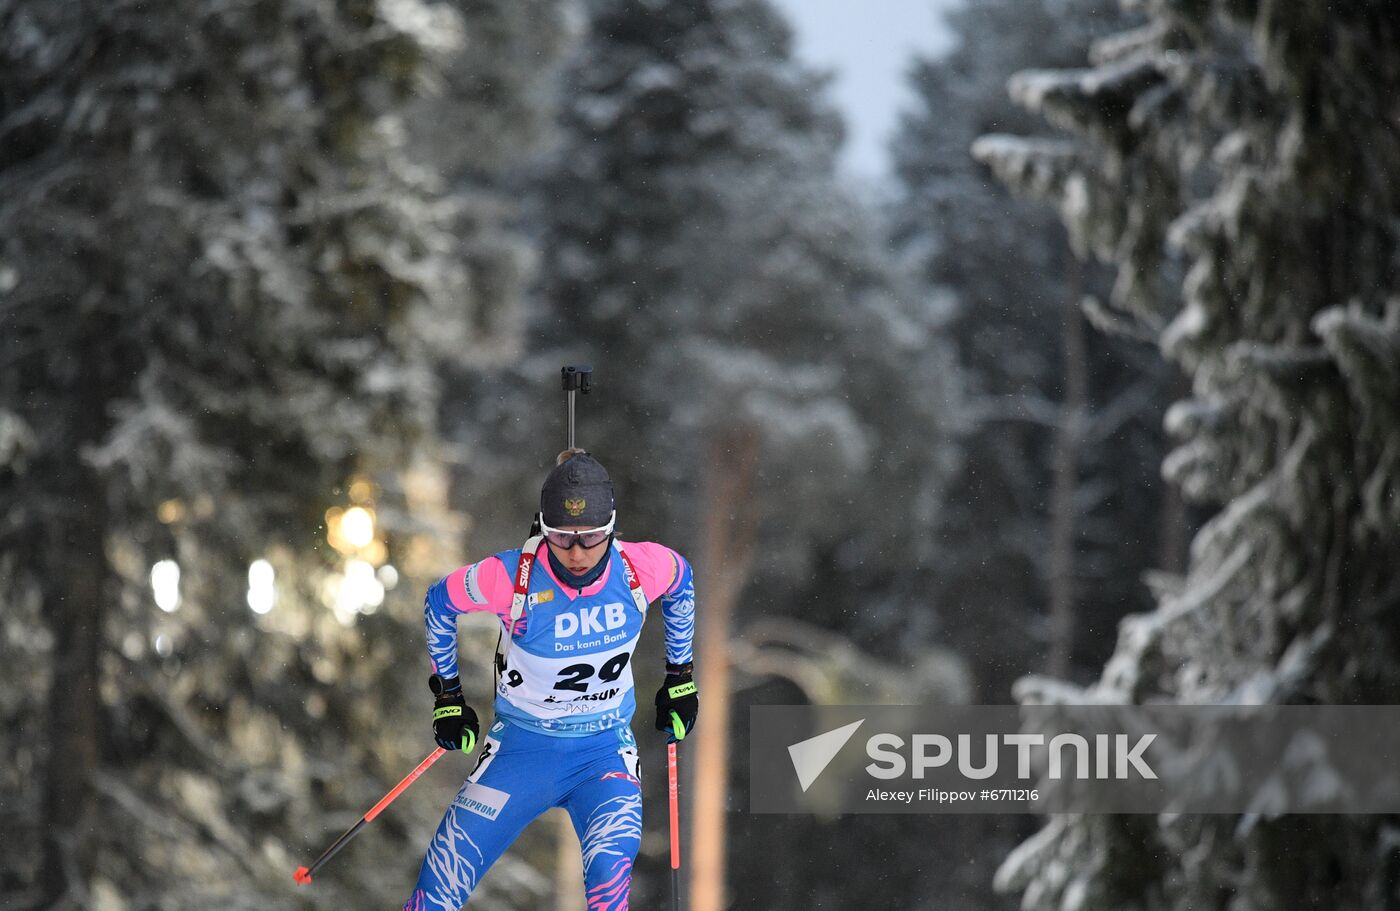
[555,602,628,638]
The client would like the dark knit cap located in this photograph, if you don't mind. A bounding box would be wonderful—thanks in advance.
[540,452,615,527]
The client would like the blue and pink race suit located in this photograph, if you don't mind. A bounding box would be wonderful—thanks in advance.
[403,538,695,911]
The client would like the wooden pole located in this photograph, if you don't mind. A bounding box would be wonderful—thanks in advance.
[689,424,758,911]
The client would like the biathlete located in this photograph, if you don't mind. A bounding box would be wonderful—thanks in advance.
[402,449,698,910]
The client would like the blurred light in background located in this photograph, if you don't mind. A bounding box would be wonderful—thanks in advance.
[325,502,385,564]
[247,559,276,615]
[322,480,393,624]
[340,506,375,549]
[326,558,386,626]
[151,560,180,613]
[156,498,185,524]
[122,632,145,660]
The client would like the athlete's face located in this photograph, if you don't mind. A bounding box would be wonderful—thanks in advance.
[546,526,610,575]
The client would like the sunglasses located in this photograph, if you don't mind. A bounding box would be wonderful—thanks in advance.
[539,511,616,549]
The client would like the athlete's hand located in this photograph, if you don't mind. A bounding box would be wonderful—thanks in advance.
[429,676,479,752]
[654,664,698,741]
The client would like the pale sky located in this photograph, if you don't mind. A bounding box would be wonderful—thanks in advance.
[770,0,961,185]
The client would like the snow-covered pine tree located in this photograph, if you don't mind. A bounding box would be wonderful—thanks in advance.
[975,1,1400,906]
[533,0,874,538]
[406,0,577,368]
[891,0,1182,701]
[0,1,566,906]
[888,3,1185,906]
[520,0,964,642]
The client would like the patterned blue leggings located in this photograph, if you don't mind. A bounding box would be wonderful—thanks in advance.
[403,718,642,910]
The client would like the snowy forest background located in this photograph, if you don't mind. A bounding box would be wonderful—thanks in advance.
[2,0,1397,909]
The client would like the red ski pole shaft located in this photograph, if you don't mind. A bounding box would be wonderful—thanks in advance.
[294,747,447,885]
[668,740,681,910]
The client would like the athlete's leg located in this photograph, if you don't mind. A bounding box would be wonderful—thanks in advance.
[560,730,643,911]
[403,721,552,910]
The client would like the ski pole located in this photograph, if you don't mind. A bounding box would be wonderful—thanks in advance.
[294,747,447,885]
[668,739,682,911]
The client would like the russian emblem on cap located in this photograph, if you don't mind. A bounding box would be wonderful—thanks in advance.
[564,497,586,517]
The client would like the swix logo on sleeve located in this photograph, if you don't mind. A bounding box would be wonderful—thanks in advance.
[556,602,628,638]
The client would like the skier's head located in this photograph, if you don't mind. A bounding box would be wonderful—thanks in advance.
[539,448,616,574]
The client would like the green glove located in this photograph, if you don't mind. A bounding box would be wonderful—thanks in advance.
[654,664,698,741]
[429,675,479,752]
